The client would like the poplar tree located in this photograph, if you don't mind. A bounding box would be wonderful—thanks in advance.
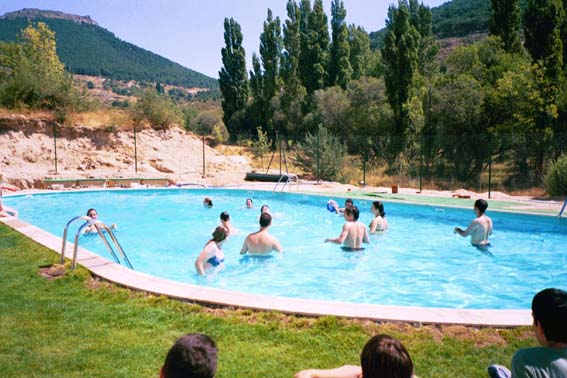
[489,0,522,53]
[219,18,249,134]
[382,0,419,141]
[308,0,330,92]
[348,25,373,80]
[298,0,312,92]
[328,0,352,88]
[281,0,307,130]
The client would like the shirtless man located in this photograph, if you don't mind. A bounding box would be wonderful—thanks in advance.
[0,174,18,217]
[454,199,493,247]
[325,206,370,251]
[240,213,283,255]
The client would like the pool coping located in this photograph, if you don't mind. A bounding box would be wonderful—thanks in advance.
[1,214,532,327]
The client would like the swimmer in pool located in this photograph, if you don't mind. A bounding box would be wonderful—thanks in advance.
[338,198,354,214]
[325,206,369,251]
[369,201,388,233]
[454,199,493,247]
[82,208,117,233]
[245,198,253,209]
[203,197,213,208]
[326,200,339,213]
[240,213,283,255]
[219,211,237,234]
[260,204,271,214]
[195,226,228,275]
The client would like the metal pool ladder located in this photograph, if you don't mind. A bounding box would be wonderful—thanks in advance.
[273,174,298,193]
[60,216,133,270]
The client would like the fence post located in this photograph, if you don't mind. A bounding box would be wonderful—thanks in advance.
[488,135,492,199]
[133,125,138,173]
[202,134,206,177]
[53,123,58,175]
[419,134,423,193]
[316,128,320,184]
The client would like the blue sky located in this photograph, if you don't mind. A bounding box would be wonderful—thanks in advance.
[0,0,448,78]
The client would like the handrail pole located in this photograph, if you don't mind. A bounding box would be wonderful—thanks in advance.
[94,224,121,264]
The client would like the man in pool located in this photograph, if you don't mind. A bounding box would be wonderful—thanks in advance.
[454,199,493,247]
[240,212,283,255]
[325,206,370,251]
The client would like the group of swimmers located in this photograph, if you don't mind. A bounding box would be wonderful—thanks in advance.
[195,197,283,275]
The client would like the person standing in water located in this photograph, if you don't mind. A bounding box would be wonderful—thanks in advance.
[326,206,370,251]
[240,213,283,255]
[195,226,228,275]
[369,201,388,233]
[454,199,493,247]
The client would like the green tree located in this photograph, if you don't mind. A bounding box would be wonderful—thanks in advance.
[489,0,522,53]
[328,0,352,88]
[299,0,330,94]
[219,18,249,135]
[252,126,271,168]
[382,1,420,145]
[294,125,345,180]
[348,25,375,80]
[0,22,75,111]
[132,89,182,129]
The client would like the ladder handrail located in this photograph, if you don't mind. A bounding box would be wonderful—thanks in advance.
[61,216,133,270]
[273,174,298,193]
[559,198,567,218]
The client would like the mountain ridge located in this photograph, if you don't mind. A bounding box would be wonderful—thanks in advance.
[0,9,218,89]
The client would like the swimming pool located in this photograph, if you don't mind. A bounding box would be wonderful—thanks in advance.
[4,189,566,310]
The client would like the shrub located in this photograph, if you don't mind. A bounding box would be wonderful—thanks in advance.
[132,90,182,129]
[252,127,271,168]
[545,155,567,196]
[294,125,345,181]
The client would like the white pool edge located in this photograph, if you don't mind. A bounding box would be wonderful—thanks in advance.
[1,216,531,327]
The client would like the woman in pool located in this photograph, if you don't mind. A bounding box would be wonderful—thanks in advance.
[369,201,388,233]
[203,197,213,208]
[194,226,228,275]
[83,208,117,234]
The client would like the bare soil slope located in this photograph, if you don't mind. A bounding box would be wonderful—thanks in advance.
[0,115,250,188]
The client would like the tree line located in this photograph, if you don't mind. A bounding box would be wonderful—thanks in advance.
[219,0,567,188]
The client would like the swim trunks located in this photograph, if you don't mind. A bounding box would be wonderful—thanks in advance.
[206,256,224,267]
[340,246,365,252]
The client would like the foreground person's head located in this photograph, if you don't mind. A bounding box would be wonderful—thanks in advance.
[361,334,413,378]
[161,333,217,378]
[532,288,567,345]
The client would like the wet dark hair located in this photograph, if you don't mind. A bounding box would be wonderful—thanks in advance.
[220,211,230,222]
[360,334,413,378]
[345,198,354,207]
[372,201,386,217]
[474,199,488,214]
[211,226,228,242]
[260,204,270,213]
[532,288,567,343]
[203,197,213,208]
[162,333,217,378]
[259,212,272,227]
[246,198,253,204]
[345,205,360,221]
[86,208,97,217]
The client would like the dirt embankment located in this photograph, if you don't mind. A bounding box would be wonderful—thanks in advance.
[0,114,251,188]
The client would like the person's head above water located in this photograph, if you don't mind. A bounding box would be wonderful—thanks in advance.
[345,198,354,208]
[259,212,272,228]
[474,199,488,215]
[220,211,230,222]
[360,334,413,378]
[86,208,97,218]
[160,333,217,378]
[260,204,270,214]
[344,205,360,221]
[211,225,229,243]
[203,197,213,208]
[372,201,385,217]
[246,198,253,208]
[531,288,567,344]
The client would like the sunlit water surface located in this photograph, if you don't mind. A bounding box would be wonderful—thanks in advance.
[5,189,566,309]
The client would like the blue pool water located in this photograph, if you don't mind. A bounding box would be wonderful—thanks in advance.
[4,189,566,309]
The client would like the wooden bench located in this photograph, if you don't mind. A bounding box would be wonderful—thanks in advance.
[43,179,79,189]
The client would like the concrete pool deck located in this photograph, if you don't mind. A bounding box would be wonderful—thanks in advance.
[1,184,553,327]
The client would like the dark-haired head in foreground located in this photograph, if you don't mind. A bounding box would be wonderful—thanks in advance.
[161,333,217,378]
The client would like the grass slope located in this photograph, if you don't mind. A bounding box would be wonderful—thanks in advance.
[0,223,533,377]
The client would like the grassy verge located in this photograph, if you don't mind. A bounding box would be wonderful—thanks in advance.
[0,223,534,378]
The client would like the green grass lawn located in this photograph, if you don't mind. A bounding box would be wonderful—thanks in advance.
[0,223,534,378]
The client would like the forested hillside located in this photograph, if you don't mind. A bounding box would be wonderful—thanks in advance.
[0,13,218,89]
[370,0,528,49]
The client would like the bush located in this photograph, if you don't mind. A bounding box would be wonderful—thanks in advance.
[294,125,345,181]
[132,90,182,129]
[545,155,567,196]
